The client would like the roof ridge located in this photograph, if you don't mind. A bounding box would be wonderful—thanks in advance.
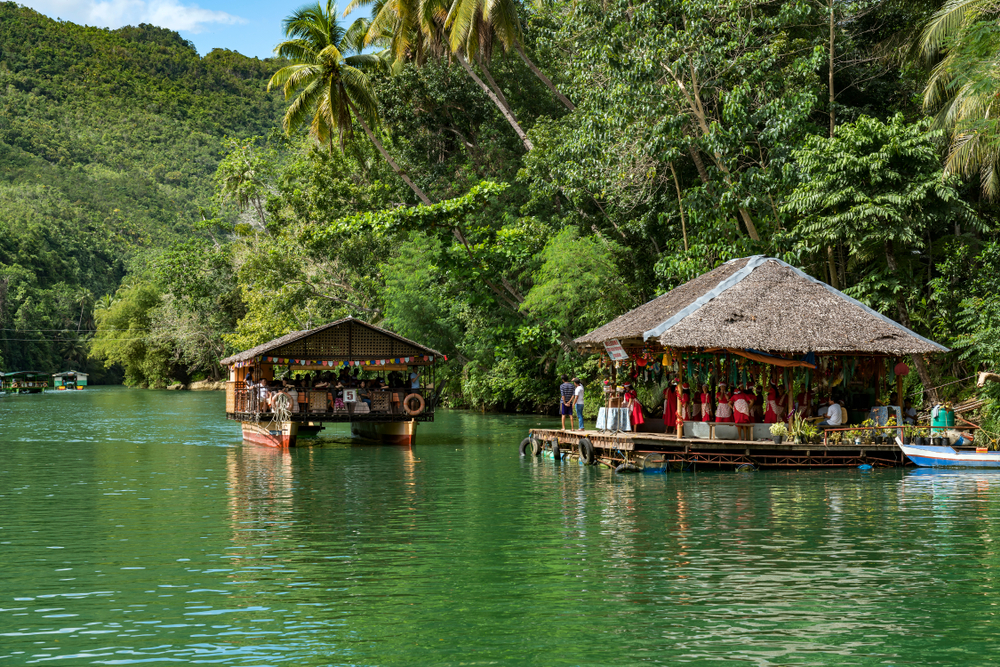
[643,255,767,341]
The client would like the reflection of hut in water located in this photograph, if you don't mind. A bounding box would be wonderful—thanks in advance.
[529,256,949,469]
[221,317,443,447]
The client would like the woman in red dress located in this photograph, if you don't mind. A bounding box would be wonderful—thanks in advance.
[700,383,713,422]
[764,382,779,423]
[624,383,645,428]
[663,380,677,430]
[732,385,753,424]
[715,383,733,422]
[679,383,692,421]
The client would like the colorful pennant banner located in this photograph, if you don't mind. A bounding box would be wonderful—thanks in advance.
[233,354,446,368]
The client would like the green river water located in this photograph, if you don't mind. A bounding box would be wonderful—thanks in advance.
[3,387,1000,665]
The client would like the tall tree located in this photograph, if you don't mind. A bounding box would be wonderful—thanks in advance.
[269,0,433,204]
[918,0,1000,198]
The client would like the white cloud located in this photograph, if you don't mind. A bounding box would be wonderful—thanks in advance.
[23,0,245,34]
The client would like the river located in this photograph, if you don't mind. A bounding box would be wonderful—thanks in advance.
[2,387,999,665]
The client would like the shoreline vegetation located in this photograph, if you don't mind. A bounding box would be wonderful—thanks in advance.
[5,1,1000,428]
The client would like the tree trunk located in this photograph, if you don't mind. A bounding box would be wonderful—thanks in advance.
[885,239,938,403]
[516,45,575,110]
[829,0,835,138]
[349,100,433,205]
[827,245,838,289]
[688,144,710,184]
[669,162,688,252]
[456,53,533,150]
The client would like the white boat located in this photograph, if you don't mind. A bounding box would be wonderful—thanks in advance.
[899,442,1000,468]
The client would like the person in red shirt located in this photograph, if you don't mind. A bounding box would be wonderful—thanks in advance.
[663,379,677,430]
[715,383,733,422]
[700,383,712,422]
[733,385,753,424]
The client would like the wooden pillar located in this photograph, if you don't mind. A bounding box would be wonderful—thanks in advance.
[787,367,794,423]
[895,357,904,407]
[677,350,685,438]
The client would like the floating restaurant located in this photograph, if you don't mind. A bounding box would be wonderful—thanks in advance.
[524,255,950,469]
[221,317,443,447]
[1,371,50,394]
[53,371,88,390]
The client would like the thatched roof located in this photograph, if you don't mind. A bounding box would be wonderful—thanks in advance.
[575,256,947,356]
[220,317,444,365]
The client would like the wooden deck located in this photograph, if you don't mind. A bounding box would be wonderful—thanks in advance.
[527,428,906,468]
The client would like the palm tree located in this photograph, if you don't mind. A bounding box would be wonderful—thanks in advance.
[270,0,433,204]
[445,0,574,110]
[917,0,1000,198]
[345,0,541,151]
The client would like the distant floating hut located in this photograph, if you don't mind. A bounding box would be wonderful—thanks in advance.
[221,316,444,447]
[1,371,50,394]
[53,371,88,390]
[525,256,949,469]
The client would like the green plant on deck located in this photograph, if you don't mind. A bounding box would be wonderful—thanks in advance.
[801,421,820,442]
[769,421,788,437]
[861,418,878,443]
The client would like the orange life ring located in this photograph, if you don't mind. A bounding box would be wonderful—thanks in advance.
[403,393,425,416]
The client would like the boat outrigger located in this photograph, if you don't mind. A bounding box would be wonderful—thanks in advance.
[1,371,50,394]
[53,371,88,390]
[220,317,443,448]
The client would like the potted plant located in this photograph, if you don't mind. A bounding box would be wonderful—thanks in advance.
[802,421,821,445]
[790,413,806,444]
[828,430,843,446]
[902,425,916,445]
[769,421,788,444]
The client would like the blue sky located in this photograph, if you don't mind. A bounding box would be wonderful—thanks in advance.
[18,0,365,60]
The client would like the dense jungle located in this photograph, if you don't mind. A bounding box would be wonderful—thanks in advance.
[4,0,1000,421]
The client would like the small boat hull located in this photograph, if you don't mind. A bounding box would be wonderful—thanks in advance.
[351,420,417,446]
[900,443,1000,468]
[241,421,299,448]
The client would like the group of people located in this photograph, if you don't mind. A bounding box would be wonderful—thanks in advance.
[558,375,586,430]
[657,380,848,428]
[242,367,421,415]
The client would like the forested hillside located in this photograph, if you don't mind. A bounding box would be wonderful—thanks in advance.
[0,2,284,377]
[13,0,1000,422]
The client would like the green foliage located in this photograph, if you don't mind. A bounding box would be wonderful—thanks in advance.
[783,114,979,314]
[90,283,169,386]
[0,3,284,374]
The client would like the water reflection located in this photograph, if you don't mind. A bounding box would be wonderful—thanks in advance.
[7,392,1000,664]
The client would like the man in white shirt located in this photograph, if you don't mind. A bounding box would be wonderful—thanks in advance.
[572,378,585,430]
[820,396,843,426]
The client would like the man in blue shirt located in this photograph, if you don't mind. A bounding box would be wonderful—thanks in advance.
[559,374,575,430]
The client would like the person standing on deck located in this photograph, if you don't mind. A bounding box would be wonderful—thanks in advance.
[409,371,421,389]
[715,383,733,422]
[679,383,692,421]
[573,378,585,431]
[699,384,712,422]
[559,374,575,430]
[733,386,752,424]
[764,382,780,423]
[624,383,645,428]
[663,379,678,432]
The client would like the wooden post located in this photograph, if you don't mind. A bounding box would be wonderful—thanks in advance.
[677,350,685,438]
[895,357,904,407]
[787,368,794,423]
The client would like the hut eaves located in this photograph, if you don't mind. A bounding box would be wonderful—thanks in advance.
[575,256,947,356]
[220,316,444,365]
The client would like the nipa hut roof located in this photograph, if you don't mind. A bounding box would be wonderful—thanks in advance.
[575,256,947,356]
[220,316,444,365]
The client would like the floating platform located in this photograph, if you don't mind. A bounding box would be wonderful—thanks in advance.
[525,428,906,469]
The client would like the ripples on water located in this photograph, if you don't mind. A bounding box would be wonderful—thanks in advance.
[2,388,1000,664]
